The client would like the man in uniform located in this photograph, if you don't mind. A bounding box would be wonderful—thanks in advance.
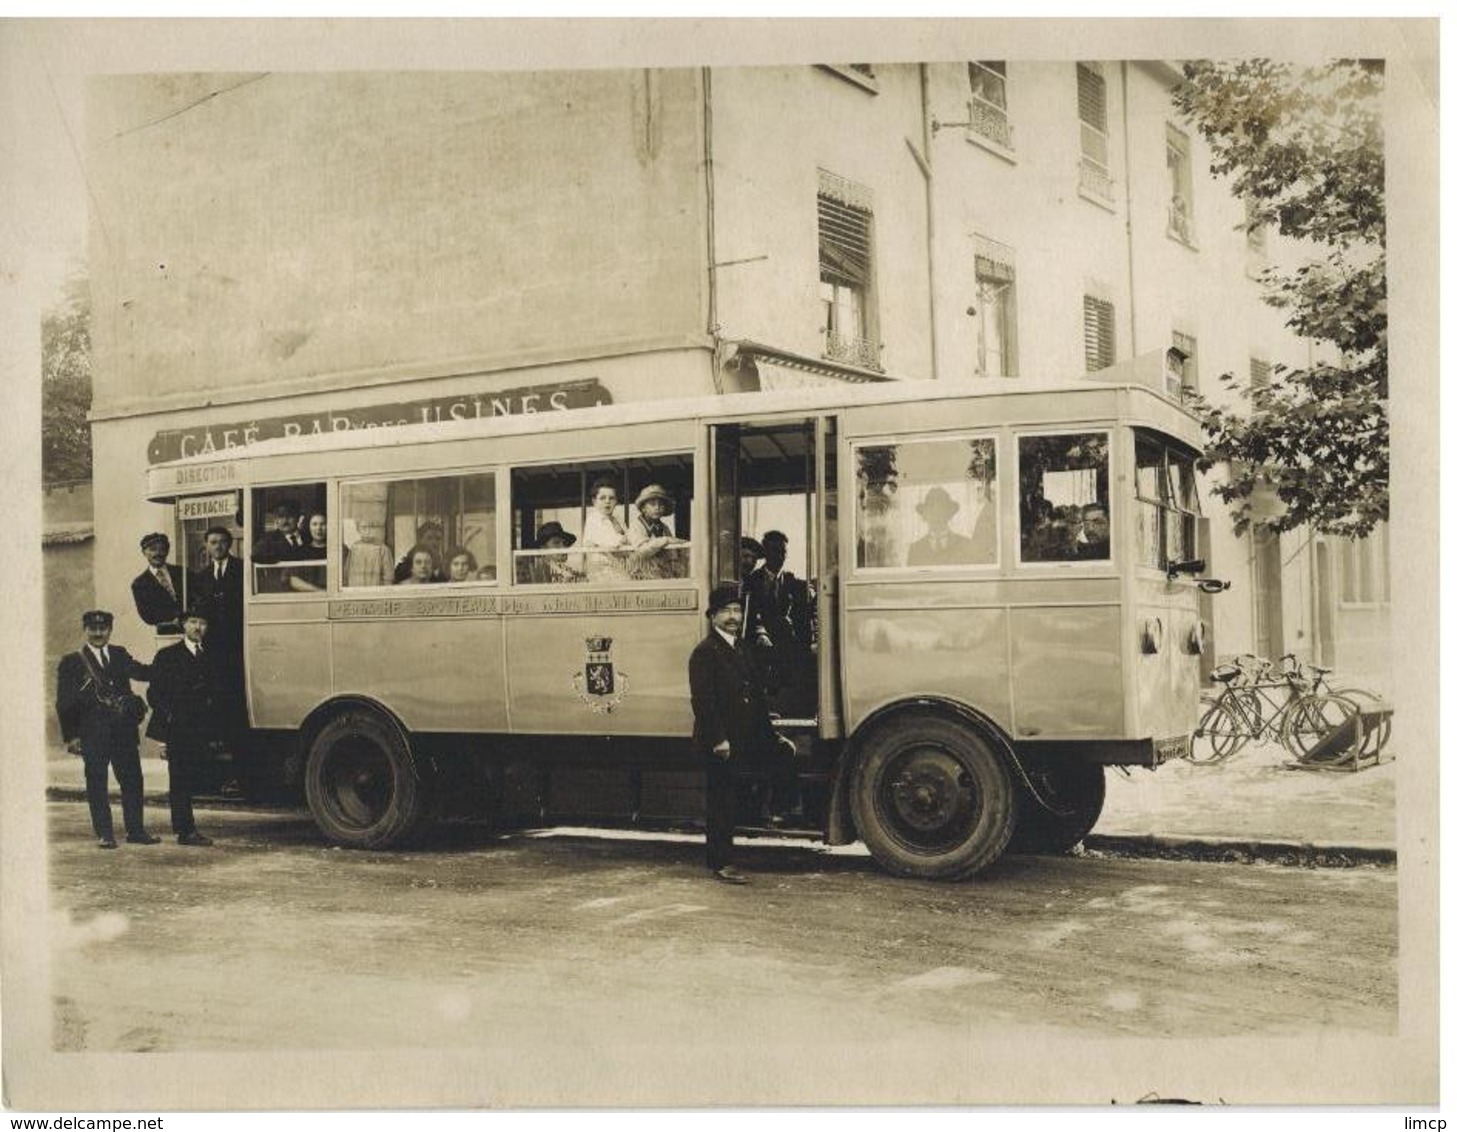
[145,607,221,846]
[130,531,185,634]
[55,610,159,848]
[689,584,791,885]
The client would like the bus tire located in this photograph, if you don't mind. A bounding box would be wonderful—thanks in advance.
[305,709,425,849]
[852,712,1018,880]
[1008,763,1106,855]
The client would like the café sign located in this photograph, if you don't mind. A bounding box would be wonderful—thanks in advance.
[148,378,612,465]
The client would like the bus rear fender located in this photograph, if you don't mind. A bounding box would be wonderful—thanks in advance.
[828,696,1045,845]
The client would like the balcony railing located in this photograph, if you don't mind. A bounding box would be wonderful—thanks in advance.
[1078,156,1114,203]
[825,330,882,371]
[968,98,1013,151]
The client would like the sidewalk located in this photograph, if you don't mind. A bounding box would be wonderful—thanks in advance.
[46,737,1397,861]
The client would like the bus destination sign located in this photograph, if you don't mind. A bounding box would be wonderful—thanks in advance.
[147,378,612,464]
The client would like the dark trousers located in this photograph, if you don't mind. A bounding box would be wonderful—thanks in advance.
[166,746,200,836]
[82,747,145,841]
[704,755,736,871]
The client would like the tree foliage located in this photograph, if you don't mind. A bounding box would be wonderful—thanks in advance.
[1174,59,1386,538]
[42,273,93,484]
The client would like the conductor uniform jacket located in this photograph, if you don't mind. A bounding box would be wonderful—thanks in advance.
[56,646,150,756]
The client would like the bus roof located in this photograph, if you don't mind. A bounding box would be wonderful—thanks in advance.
[147,375,1197,477]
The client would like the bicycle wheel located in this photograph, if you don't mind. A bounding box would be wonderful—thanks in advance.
[1328,686,1392,757]
[1191,698,1247,765]
[1281,692,1362,762]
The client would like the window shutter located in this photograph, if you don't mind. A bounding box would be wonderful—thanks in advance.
[818,170,874,288]
[1077,64,1107,131]
[1083,295,1115,372]
[1250,357,1272,389]
[1172,330,1198,391]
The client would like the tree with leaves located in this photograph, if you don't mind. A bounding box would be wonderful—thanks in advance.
[1174,59,1385,539]
[42,273,93,484]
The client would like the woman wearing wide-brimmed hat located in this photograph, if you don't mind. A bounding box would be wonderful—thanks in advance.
[627,483,689,580]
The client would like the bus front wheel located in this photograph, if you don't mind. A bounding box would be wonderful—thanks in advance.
[852,713,1018,880]
[305,709,425,849]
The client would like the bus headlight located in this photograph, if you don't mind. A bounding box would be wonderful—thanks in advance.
[1188,619,1208,655]
[1141,616,1163,654]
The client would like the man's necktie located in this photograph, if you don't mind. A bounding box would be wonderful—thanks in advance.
[156,568,176,599]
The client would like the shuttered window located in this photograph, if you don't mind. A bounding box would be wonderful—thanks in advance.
[974,235,1017,377]
[1166,124,1195,244]
[1250,356,1272,389]
[1076,63,1113,202]
[818,170,880,370]
[1077,64,1109,164]
[1171,330,1198,394]
[1083,295,1115,372]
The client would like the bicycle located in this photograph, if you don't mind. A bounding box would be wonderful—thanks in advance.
[1279,655,1393,759]
[1191,654,1362,765]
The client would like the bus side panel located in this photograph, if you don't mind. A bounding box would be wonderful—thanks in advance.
[841,607,1012,736]
[503,611,700,737]
[1009,606,1123,739]
[248,607,332,728]
[331,615,509,732]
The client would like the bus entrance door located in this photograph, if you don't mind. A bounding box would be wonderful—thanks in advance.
[709,418,831,729]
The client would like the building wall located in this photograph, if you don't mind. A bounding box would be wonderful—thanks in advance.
[709,65,933,379]
[87,69,711,419]
[924,60,1134,384]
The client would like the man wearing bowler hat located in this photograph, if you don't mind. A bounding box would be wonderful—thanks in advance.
[688,584,792,884]
[146,606,221,845]
[130,531,186,635]
[55,610,159,848]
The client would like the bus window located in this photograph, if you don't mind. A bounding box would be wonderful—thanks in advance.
[1018,432,1110,563]
[512,456,693,586]
[853,435,998,570]
[1135,432,1202,571]
[251,484,327,594]
[340,472,496,588]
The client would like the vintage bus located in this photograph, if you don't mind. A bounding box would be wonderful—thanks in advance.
[143,374,1217,879]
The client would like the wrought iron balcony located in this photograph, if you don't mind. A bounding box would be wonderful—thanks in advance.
[824,330,882,371]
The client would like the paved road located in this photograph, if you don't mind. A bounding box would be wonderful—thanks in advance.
[47,799,1397,1071]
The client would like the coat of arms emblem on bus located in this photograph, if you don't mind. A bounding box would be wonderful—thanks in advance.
[573,636,628,713]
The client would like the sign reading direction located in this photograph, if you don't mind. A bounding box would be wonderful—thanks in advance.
[177,492,240,521]
[148,378,612,465]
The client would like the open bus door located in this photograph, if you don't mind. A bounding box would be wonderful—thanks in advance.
[708,416,837,732]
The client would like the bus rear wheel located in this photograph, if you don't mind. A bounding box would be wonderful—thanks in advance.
[1009,762,1106,855]
[305,709,425,848]
[852,713,1018,880]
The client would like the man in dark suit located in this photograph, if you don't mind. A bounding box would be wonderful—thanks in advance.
[906,486,979,567]
[130,531,185,634]
[145,607,221,845]
[251,499,306,593]
[689,584,791,885]
[190,525,248,795]
[1073,502,1111,560]
[742,530,814,718]
[55,610,159,848]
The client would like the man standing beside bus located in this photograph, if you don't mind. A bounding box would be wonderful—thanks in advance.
[146,607,221,846]
[689,584,784,885]
[191,526,247,795]
[55,610,157,849]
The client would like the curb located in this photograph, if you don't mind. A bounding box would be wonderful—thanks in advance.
[1083,832,1396,868]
